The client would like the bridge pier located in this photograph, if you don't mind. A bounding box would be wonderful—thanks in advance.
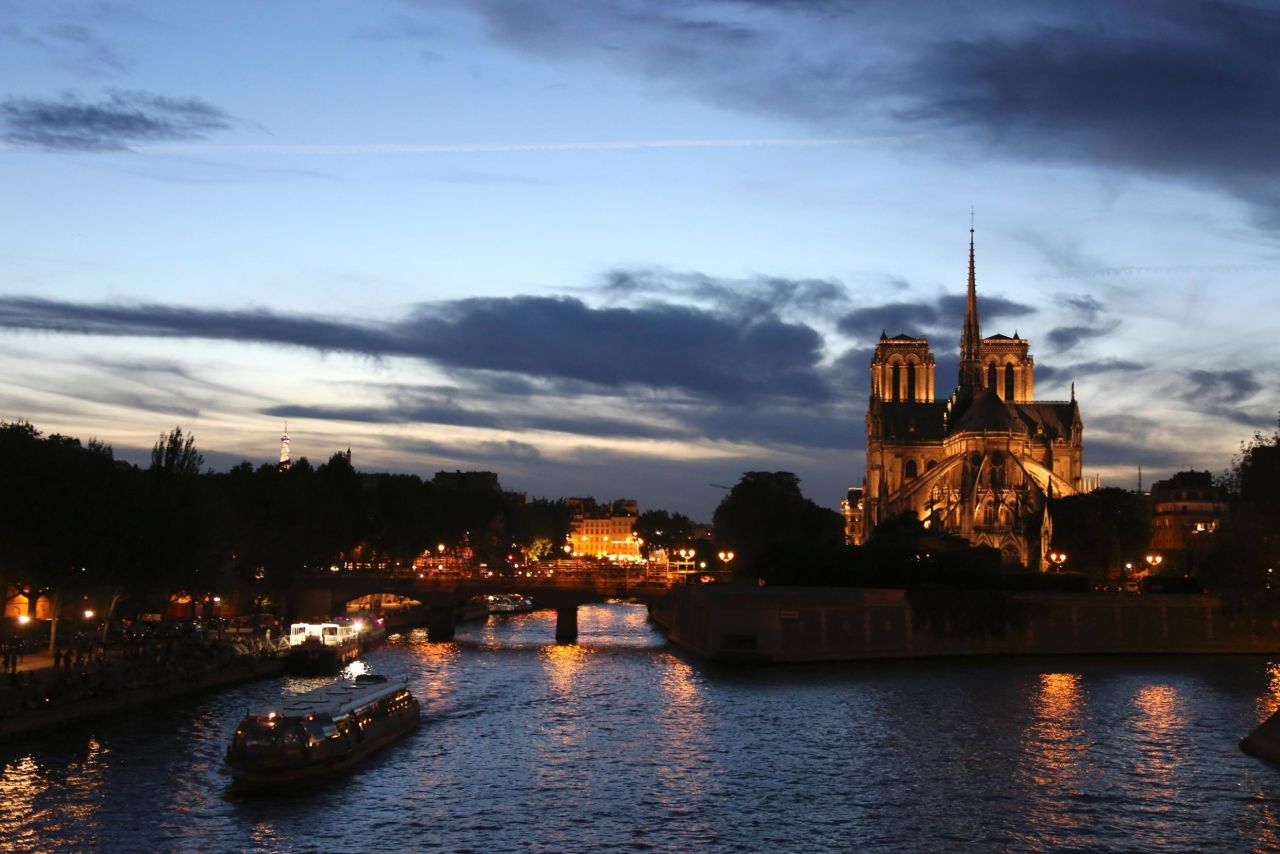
[426,605,457,642]
[555,606,579,644]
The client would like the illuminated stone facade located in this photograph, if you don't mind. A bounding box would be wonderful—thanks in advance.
[568,498,642,562]
[860,231,1085,568]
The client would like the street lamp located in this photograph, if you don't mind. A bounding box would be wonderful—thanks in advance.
[1048,551,1067,572]
[1144,553,1164,575]
[717,550,735,572]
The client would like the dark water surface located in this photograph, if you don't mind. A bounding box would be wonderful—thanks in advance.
[5,605,1280,852]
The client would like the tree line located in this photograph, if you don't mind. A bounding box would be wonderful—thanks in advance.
[0,422,570,642]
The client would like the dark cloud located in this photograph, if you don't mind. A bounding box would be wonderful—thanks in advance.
[1084,437,1190,472]
[1046,320,1120,352]
[1182,369,1261,406]
[1,90,232,151]
[0,293,830,404]
[1,21,128,77]
[1036,358,1146,382]
[1056,295,1106,323]
[902,3,1280,226]
[389,436,543,464]
[837,292,1035,341]
[444,0,1280,227]
[599,268,847,319]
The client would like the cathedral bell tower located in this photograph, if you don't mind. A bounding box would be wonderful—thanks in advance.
[870,333,935,403]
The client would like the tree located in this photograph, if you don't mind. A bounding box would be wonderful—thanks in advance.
[712,472,843,578]
[1202,421,1280,596]
[1049,488,1152,581]
[633,509,695,558]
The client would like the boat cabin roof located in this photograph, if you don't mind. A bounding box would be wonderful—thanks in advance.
[265,676,410,720]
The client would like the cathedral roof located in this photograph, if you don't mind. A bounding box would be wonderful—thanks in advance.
[1009,402,1078,441]
[984,333,1017,340]
[953,388,1027,434]
[876,401,948,440]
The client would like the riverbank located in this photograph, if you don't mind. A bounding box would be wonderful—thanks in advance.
[0,640,286,744]
[653,585,1280,662]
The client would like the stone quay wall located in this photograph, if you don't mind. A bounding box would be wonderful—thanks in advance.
[653,586,1280,663]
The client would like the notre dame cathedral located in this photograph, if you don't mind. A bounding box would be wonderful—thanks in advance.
[856,229,1085,568]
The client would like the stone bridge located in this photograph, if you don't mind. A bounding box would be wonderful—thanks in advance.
[289,572,677,643]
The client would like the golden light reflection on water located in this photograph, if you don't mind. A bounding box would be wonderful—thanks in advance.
[654,653,710,803]
[1254,662,1280,725]
[0,737,107,852]
[402,627,461,707]
[541,642,589,696]
[1024,673,1087,789]
[1133,684,1183,784]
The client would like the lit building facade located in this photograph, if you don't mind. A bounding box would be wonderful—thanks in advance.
[568,498,642,562]
[860,230,1086,568]
[1149,470,1227,571]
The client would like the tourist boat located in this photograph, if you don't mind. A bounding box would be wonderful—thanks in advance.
[226,674,420,791]
[485,593,534,614]
[285,622,362,675]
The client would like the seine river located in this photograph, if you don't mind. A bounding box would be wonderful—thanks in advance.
[5,605,1280,852]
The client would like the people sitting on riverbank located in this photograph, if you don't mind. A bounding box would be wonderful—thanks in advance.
[0,631,285,723]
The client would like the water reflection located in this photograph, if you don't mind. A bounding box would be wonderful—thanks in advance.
[654,653,711,804]
[0,736,108,852]
[1132,684,1184,789]
[1255,661,1280,724]
[7,624,1280,851]
[1018,672,1089,840]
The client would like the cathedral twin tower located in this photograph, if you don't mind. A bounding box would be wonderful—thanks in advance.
[859,228,1084,569]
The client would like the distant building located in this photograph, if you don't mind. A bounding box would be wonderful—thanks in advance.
[841,487,864,546]
[568,498,641,562]
[1150,470,1227,571]
[278,424,291,472]
[433,470,502,494]
[860,228,1086,568]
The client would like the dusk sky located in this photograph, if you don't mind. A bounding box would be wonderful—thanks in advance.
[2,0,1279,519]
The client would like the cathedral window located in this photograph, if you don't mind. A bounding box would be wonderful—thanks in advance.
[1004,363,1015,400]
[987,363,997,390]
[983,503,997,525]
[926,459,937,471]
[891,362,901,402]
[906,363,917,401]
[904,459,918,480]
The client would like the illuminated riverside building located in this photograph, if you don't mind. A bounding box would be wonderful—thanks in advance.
[859,228,1086,568]
[1149,471,1227,571]
[567,498,642,562]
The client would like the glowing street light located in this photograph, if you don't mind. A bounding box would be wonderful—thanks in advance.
[1048,551,1067,572]
[717,550,735,570]
[17,614,31,625]
[83,609,95,620]
[1144,553,1164,574]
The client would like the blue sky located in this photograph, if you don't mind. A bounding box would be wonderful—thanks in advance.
[2,0,1279,518]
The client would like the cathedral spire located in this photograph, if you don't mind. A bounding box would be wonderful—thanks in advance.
[958,217,984,391]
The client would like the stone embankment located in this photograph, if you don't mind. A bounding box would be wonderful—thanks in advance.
[0,636,288,744]
[653,585,1280,663]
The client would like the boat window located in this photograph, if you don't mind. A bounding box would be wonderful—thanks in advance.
[302,715,339,742]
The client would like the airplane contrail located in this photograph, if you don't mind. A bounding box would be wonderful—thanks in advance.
[138,136,904,156]
[1032,262,1280,280]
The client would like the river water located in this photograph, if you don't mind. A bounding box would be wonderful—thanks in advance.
[4,604,1280,852]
